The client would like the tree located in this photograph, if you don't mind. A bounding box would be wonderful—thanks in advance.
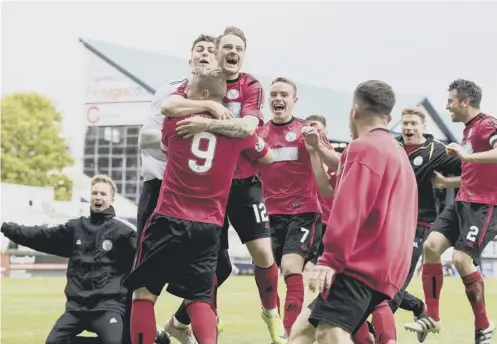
[1,93,74,201]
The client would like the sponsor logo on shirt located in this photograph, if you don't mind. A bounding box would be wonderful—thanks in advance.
[223,102,241,118]
[226,89,240,100]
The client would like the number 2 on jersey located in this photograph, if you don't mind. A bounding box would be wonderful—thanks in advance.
[189,132,218,173]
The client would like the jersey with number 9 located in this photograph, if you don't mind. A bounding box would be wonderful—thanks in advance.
[156,115,269,226]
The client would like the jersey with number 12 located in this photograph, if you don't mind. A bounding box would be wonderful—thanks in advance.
[156,114,269,226]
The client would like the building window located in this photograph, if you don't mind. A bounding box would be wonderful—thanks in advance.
[83,124,143,203]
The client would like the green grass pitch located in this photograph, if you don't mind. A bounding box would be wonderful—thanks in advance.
[1,276,496,343]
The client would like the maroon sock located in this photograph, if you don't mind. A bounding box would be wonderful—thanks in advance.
[186,301,217,344]
[283,274,304,336]
[422,263,443,321]
[210,275,218,316]
[352,322,374,344]
[462,271,490,330]
[372,301,396,344]
[255,263,279,310]
[130,299,156,344]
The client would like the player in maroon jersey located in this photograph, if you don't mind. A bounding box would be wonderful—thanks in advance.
[162,26,284,344]
[405,79,497,344]
[301,115,335,290]
[256,77,325,338]
[288,80,418,344]
[126,67,274,344]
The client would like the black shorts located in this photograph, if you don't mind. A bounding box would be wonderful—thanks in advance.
[126,213,220,302]
[270,212,322,266]
[310,224,327,265]
[308,274,387,334]
[220,176,270,249]
[390,224,430,311]
[137,178,162,236]
[432,201,497,263]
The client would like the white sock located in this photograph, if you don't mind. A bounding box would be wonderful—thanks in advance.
[263,308,279,317]
[171,315,188,328]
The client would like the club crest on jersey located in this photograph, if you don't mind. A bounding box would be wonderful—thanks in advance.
[255,137,265,152]
[102,240,113,251]
[285,132,297,142]
[413,156,423,166]
[226,89,240,100]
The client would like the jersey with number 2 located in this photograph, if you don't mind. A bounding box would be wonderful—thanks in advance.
[156,114,269,226]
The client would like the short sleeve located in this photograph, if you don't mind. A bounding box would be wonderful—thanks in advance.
[480,117,497,147]
[241,135,269,161]
[241,81,264,125]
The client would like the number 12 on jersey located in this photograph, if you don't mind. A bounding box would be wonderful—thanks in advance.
[252,203,269,223]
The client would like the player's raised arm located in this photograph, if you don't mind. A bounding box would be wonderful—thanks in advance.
[242,135,274,165]
[201,80,264,138]
[1,221,73,257]
[449,117,497,164]
[308,150,334,198]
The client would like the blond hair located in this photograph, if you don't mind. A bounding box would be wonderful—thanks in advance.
[216,26,247,49]
[272,77,298,96]
[189,67,226,102]
[91,174,117,196]
[402,107,426,123]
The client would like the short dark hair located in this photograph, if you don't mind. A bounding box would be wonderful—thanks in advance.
[306,114,327,127]
[216,26,247,49]
[448,79,482,108]
[190,67,226,102]
[191,34,215,51]
[354,80,396,116]
[271,77,298,96]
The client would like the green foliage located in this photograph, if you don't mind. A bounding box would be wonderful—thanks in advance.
[1,93,74,200]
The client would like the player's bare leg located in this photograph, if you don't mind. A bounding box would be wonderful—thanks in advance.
[247,237,285,344]
[404,232,450,335]
[302,261,315,303]
[452,250,494,344]
[281,253,306,339]
[287,307,315,344]
[316,323,354,344]
[131,288,160,344]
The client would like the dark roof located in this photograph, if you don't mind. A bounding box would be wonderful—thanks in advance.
[80,38,462,143]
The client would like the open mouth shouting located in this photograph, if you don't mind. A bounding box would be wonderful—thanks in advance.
[224,54,239,70]
[272,103,286,114]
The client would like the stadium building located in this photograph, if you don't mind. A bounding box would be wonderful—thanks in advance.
[79,38,462,204]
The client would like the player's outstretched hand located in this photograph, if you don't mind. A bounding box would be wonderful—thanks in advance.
[446,143,467,160]
[432,171,447,189]
[209,102,235,120]
[176,116,211,139]
[309,264,335,295]
[301,126,320,151]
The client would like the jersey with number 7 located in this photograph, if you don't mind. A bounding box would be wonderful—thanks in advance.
[156,115,271,227]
